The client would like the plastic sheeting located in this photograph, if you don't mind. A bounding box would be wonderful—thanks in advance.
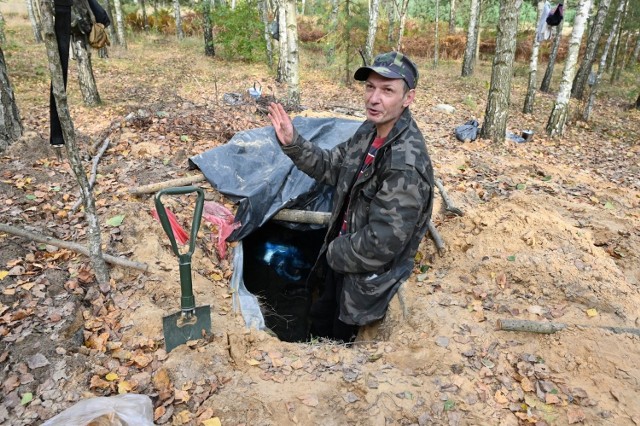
[189,117,362,241]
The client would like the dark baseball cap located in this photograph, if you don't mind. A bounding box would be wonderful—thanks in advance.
[354,51,419,89]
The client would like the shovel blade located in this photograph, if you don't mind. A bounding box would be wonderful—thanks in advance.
[163,306,211,353]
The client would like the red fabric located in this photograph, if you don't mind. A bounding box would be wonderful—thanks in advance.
[151,207,189,245]
[201,201,241,259]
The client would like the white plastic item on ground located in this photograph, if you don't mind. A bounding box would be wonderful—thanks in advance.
[41,394,155,426]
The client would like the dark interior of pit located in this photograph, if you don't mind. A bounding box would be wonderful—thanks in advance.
[242,221,326,342]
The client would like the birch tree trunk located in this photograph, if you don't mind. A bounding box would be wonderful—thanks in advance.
[327,0,339,64]
[479,0,522,143]
[276,0,288,82]
[448,0,455,34]
[461,0,480,76]
[631,31,640,66]
[387,0,396,42]
[0,12,5,44]
[395,0,409,52]
[606,0,626,74]
[40,0,110,292]
[285,0,300,107]
[523,0,544,113]
[299,0,305,15]
[434,0,439,67]
[0,46,23,152]
[259,0,273,67]
[365,0,380,65]
[173,0,184,39]
[583,0,625,120]
[72,35,101,106]
[613,30,630,81]
[26,0,43,43]
[572,0,611,99]
[113,0,127,49]
[202,0,215,56]
[636,92,639,109]
[540,20,563,92]
[545,0,592,137]
[104,0,117,46]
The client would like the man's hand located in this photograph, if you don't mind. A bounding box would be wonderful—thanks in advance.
[267,102,294,146]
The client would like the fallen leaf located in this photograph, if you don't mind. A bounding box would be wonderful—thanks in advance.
[520,377,535,392]
[175,410,191,424]
[586,308,598,317]
[153,368,172,392]
[118,381,133,394]
[106,215,125,227]
[105,372,119,381]
[27,353,50,369]
[20,392,33,405]
[0,271,8,280]
[202,418,222,426]
[246,359,260,366]
[494,390,509,404]
[154,406,166,421]
[298,394,319,407]
[89,375,111,390]
[132,352,152,368]
[567,407,586,424]
[174,388,190,403]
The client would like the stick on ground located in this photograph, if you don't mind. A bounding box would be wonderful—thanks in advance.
[497,318,640,337]
[129,173,207,195]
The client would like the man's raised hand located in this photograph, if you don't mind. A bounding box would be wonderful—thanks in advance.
[267,102,294,146]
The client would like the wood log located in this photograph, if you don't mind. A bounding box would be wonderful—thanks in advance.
[0,223,148,271]
[272,209,330,225]
[129,173,207,195]
[497,318,640,337]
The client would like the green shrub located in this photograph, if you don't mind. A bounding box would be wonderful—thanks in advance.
[211,1,265,62]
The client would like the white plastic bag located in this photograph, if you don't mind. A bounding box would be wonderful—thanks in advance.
[42,394,155,426]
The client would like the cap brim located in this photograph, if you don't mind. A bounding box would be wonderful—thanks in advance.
[354,66,404,82]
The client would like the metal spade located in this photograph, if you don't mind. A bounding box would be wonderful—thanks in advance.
[155,186,211,353]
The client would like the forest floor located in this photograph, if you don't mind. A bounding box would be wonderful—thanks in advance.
[1,6,640,426]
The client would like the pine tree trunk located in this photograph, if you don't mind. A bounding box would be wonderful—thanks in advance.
[545,0,592,137]
[523,0,544,113]
[202,0,215,56]
[327,0,339,64]
[26,0,43,43]
[434,0,439,67]
[583,0,625,120]
[259,0,272,67]
[113,0,127,48]
[395,0,409,51]
[173,0,184,39]
[572,0,611,99]
[72,35,101,106]
[344,0,351,84]
[448,0,456,34]
[461,0,480,76]
[540,20,563,92]
[478,0,522,143]
[276,0,288,82]
[365,0,380,65]
[0,46,23,152]
[40,0,110,292]
[140,0,148,31]
[285,0,299,107]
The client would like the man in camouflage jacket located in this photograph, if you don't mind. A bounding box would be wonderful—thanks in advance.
[268,52,434,342]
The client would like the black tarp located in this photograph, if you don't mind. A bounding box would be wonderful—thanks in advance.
[189,117,362,240]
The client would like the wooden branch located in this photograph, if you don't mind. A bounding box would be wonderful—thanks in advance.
[272,209,330,225]
[70,138,110,214]
[428,220,445,255]
[0,223,148,272]
[129,173,207,195]
[497,318,640,337]
[435,178,463,216]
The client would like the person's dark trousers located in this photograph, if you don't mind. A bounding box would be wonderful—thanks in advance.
[49,2,72,147]
[309,268,359,343]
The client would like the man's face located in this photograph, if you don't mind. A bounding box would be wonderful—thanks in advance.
[364,72,415,136]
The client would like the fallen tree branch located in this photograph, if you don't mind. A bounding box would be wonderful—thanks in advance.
[129,173,207,195]
[435,178,463,216]
[70,138,110,214]
[428,220,445,255]
[0,223,148,272]
[497,318,640,337]
[272,209,330,225]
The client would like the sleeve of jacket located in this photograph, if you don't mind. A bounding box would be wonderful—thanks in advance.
[87,0,111,27]
[326,167,428,274]
[280,127,347,187]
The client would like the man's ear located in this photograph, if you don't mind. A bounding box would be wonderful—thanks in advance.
[403,89,416,107]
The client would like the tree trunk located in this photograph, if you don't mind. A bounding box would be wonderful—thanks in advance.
[523,0,544,113]
[609,1,627,82]
[40,0,110,292]
[365,0,380,65]
[345,0,351,84]
[572,0,611,99]
[395,0,409,52]
[0,46,23,152]
[614,30,630,80]
[231,0,236,10]
[0,12,5,44]
[26,0,43,43]
[276,0,288,82]
[103,0,117,45]
[478,0,522,143]
[299,0,305,15]
[140,0,148,31]
[259,0,272,67]
[631,31,640,67]
[327,0,339,64]
[583,0,626,120]
[606,0,626,74]
[448,0,455,34]
[545,0,592,137]
[434,0,439,67]
[461,0,480,76]
[387,0,396,43]
[636,92,639,109]
[285,0,299,107]
[113,0,127,48]
[173,0,183,39]
[540,20,563,92]
[202,0,215,56]
[71,35,101,106]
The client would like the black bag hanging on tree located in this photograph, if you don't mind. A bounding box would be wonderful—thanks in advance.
[546,3,564,26]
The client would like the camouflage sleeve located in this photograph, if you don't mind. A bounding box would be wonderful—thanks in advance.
[280,128,347,187]
[326,168,429,274]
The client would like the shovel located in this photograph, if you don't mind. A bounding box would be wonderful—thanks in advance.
[155,186,211,353]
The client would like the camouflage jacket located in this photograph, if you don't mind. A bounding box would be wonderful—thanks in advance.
[281,108,434,325]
